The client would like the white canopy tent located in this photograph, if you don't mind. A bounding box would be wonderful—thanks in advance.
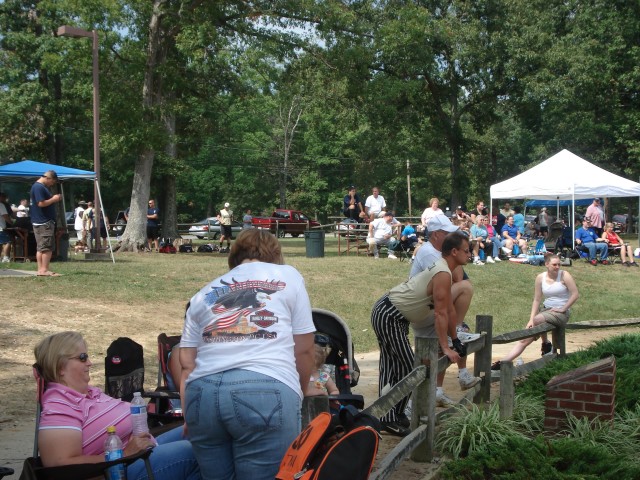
[490,149,640,246]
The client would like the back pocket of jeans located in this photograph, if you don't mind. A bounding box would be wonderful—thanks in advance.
[231,390,282,432]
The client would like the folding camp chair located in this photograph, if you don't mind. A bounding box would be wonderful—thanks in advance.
[147,333,182,423]
[24,364,154,480]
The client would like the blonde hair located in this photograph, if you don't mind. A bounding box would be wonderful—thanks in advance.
[429,197,439,207]
[605,222,614,230]
[34,331,85,384]
[228,229,284,269]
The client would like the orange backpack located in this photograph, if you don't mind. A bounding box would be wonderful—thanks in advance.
[276,407,380,480]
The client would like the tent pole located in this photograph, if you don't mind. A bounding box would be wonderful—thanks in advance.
[572,188,575,249]
[95,179,115,264]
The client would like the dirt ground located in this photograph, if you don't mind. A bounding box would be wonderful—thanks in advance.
[0,289,635,478]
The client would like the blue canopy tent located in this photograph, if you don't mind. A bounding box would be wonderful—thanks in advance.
[0,160,95,180]
[524,199,593,225]
[0,160,114,263]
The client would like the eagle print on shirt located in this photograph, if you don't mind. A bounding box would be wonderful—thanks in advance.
[201,278,286,342]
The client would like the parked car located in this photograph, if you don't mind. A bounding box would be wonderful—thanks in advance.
[112,210,127,235]
[189,218,243,239]
[252,209,320,237]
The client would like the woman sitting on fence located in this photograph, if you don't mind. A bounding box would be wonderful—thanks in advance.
[601,222,638,267]
[491,255,579,370]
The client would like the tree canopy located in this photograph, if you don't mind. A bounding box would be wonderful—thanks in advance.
[1,0,638,239]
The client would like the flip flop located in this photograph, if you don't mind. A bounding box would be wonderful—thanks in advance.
[37,272,63,277]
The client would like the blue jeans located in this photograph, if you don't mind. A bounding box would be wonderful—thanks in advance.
[490,237,504,258]
[584,242,608,260]
[185,369,301,480]
[127,426,201,480]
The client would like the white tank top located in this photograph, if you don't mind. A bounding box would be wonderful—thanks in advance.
[542,271,570,309]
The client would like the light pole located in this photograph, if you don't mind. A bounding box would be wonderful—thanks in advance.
[57,25,102,251]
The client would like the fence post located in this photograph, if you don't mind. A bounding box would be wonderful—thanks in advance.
[410,336,438,462]
[551,325,566,357]
[474,315,493,404]
[499,361,514,419]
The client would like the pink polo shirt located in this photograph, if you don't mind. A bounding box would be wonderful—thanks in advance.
[39,383,133,455]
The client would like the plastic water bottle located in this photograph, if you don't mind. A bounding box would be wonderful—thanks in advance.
[516,357,524,366]
[104,426,126,480]
[130,392,149,436]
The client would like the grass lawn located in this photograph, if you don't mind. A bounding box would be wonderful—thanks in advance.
[2,235,639,353]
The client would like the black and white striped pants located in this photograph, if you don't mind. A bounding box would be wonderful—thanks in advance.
[371,294,414,423]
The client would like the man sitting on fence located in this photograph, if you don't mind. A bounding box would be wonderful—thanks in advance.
[367,211,400,259]
[371,232,471,437]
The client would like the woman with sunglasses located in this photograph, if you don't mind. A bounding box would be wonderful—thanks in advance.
[180,228,316,480]
[601,222,638,267]
[34,331,201,479]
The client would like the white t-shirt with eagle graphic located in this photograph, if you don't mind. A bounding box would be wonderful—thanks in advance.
[182,261,315,398]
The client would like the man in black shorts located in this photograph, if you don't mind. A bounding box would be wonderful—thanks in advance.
[147,199,160,252]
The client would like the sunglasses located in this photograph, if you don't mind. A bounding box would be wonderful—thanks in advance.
[314,334,331,347]
[69,353,89,362]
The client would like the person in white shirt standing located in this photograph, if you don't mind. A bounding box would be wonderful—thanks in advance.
[73,201,86,241]
[365,187,386,221]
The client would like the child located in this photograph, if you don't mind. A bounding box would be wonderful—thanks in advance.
[307,334,340,405]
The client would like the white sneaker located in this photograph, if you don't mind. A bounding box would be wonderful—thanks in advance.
[501,246,512,255]
[436,391,456,408]
[374,254,379,259]
[388,253,398,259]
[494,256,502,262]
[486,256,495,264]
[473,259,484,265]
[458,370,481,391]
[1,256,9,263]
[457,332,481,343]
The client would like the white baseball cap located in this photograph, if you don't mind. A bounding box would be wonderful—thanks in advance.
[224,202,230,208]
[427,214,459,233]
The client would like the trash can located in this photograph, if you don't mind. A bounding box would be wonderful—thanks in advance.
[304,230,325,258]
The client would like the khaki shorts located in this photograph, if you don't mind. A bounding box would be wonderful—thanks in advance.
[540,307,570,326]
[33,222,55,252]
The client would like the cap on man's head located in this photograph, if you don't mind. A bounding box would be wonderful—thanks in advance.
[456,205,464,211]
[594,197,601,202]
[383,211,393,217]
[428,214,459,233]
[224,202,230,208]
[348,185,356,190]
[42,170,58,180]
[79,200,88,207]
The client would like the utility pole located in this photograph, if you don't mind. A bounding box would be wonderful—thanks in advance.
[406,159,412,217]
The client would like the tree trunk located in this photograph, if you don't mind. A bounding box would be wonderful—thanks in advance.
[161,107,179,239]
[115,0,165,252]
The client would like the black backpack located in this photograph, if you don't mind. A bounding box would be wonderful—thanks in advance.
[276,406,380,480]
[104,337,144,402]
[179,244,193,253]
[197,244,213,252]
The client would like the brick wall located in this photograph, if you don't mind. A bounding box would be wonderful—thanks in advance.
[544,356,616,433]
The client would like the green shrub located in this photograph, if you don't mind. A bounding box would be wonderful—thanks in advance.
[436,402,525,459]
[516,333,640,410]
[436,435,640,480]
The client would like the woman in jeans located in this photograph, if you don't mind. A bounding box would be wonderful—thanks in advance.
[180,229,315,480]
